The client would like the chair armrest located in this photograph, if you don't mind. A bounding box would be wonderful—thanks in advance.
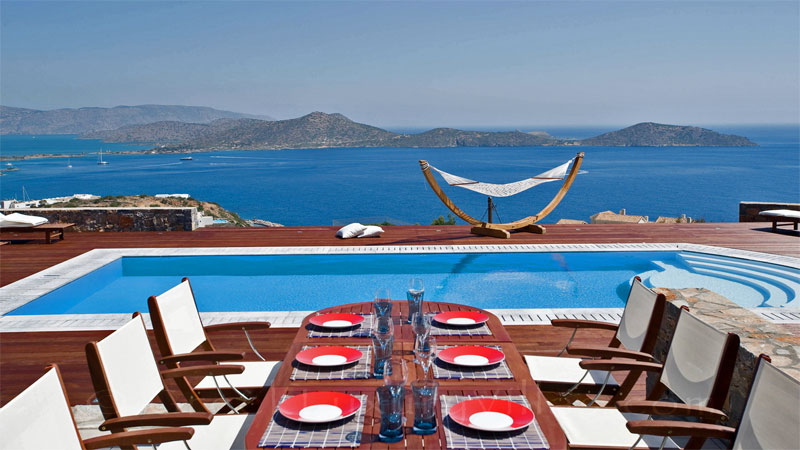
[617,400,727,421]
[626,420,736,440]
[99,412,212,431]
[83,427,195,449]
[567,344,654,361]
[578,358,663,372]
[159,351,245,365]
[205,321,272,332]
[161,364,245,378]
[551,318,618,331]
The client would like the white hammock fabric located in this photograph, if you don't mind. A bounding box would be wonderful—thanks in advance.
[427,158,575,198]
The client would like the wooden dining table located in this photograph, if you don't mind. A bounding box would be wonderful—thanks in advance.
[244,300,567,449]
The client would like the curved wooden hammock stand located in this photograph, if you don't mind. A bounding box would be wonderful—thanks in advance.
[419,152,584,239]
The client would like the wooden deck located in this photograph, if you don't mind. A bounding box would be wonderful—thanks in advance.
[1,222,796,406]
[1,222,798,286]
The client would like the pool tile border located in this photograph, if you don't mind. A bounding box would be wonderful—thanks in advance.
[1,243,798,331]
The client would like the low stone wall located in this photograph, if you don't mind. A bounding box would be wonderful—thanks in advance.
[739,201,800,222]
[1,207,198,231]
[648,288,799,428]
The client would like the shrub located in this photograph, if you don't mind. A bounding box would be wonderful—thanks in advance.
[149,203,161,207]
[109,201,122,207]
[431,214,457,225]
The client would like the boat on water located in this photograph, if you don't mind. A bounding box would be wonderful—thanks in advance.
[180,156,193,161]
[97,148,109,165]
[67,157,72,168]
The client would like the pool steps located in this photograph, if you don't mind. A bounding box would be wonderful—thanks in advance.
[638,253,799,308]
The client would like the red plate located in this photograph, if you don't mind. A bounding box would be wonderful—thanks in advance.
[296,346,363,367]
[309,313,365,328]
[449,398,534,432]
[438,345,505,367]
[279,391,362,423]
[432,311,489,326]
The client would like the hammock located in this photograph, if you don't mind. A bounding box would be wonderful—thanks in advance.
[424,158,575,198]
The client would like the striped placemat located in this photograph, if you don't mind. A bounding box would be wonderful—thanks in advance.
[440,395,549,449]
[430,321,491,336]
[291,345,372,381]
[258,394,368,448]
[307,314,374,338]
[432,346,513,380]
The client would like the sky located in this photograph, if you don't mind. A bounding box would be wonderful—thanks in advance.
[1,1,798,128]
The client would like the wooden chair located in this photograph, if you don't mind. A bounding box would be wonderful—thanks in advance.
[0,365,194,450]
[625,355,800,450]
[147,278,281,413]
[85,315,255,449]
[524,277,666,405]
[549,309,740,449]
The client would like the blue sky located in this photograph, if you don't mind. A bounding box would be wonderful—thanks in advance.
[1,1,798,127]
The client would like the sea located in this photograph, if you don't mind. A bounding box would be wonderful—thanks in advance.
[0,125,798,226]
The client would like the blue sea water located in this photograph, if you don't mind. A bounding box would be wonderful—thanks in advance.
[0,125,798,225]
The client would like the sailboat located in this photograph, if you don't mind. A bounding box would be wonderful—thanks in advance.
[67,157,72,168]
[97,148,109,165]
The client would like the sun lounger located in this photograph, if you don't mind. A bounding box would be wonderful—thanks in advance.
[0,364,194,450]
[758,209,800,232]
[148,278,281,413]
[625,355,800,450]
[549,309,740,449]
[524,277,666,405]
[0,212,73,243]
[85,315,255,449]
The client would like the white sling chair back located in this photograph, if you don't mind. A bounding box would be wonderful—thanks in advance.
[0,365,193,450]
[625,357,800,449]
[86,315,253,450]
[732,358,800,450]
[525,277,666,404]
[148,279,281,414]
[550,308,740,449]
[616,279,661,352]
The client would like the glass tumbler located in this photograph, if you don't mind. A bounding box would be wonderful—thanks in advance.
[411,379,438,435]
[370,330,394,378]
[406,278,424,323]
[377,385,405,443]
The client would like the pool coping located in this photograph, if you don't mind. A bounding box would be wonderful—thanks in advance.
[1,242,798,332]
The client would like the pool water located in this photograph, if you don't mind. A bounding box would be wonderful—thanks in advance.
[8,251,799,315]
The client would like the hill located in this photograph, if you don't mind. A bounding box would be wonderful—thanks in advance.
[0,104,273,135]
[81,118,252,144]
[158,112,560,151]
[578,122,756,146]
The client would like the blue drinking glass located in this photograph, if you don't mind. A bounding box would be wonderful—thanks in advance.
[377,385,404,443]
[406,278,424,323]
[374,288,393,323]
[411,379,438,435]
[371,331,394,378]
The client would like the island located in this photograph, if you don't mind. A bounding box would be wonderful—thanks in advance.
[0,106,758,161]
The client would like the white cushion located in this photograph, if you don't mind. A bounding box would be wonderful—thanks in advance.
[336,223,366,238]
[524,355,619,386]
[194,361,281,390]
[551,406,678,448]
[0,212,48,227]
[357,225,384,238]
[158,413,253,450]
[759,209,800,219]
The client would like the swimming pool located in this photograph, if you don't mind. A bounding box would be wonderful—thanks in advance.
[8,248,799,315]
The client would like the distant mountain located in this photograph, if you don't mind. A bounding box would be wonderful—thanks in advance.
[578,122,756,146]
[0,104,273,135]
[151,112,559,151]
[81,118,251,144]
[64,112,758,153]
